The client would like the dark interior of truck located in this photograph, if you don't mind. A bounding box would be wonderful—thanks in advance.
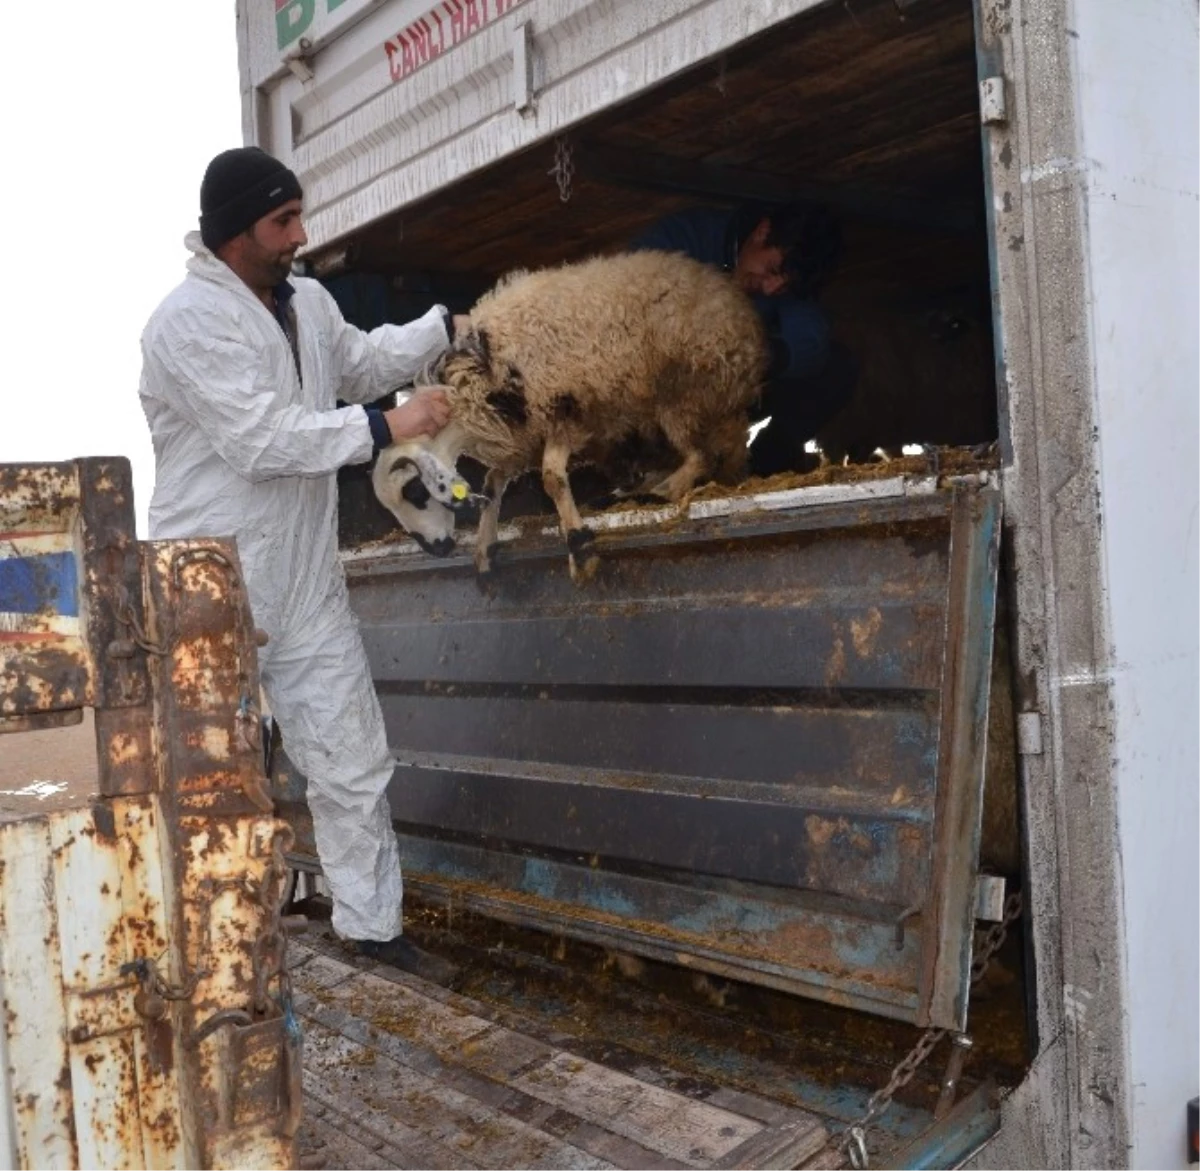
[326,0,999,545]
[297,0,1033,1160]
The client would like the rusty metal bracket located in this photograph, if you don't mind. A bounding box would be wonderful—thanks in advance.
[185,1009,256,1050]
[171,546,237,590]
[894,902,923,950]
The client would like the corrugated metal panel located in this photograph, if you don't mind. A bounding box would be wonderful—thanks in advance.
[241,0,832,250]
[346,483,1001,1029]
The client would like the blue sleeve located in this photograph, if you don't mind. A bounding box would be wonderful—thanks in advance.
[773,298,832,379]
[365,408,393,453]
[630,208,730,267]
[631,215,694,254]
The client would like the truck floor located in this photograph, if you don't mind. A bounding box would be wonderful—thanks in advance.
[289,940,833,1170]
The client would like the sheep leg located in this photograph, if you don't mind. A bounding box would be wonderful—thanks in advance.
[473,468,509,575]
[640,410,720,503]
[542,439,598,583]
[609,465,677,501]
[645,448,708,503]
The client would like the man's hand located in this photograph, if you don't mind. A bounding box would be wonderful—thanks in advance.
[384,387,451,442]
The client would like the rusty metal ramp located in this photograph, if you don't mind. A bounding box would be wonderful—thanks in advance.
[342,478,1002,1032]
[289,939,830,1170]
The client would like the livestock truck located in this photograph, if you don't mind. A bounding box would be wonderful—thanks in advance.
[0,0,1195,1168]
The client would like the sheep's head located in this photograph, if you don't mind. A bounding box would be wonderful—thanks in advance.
[414,328,489,391]
[372,442,473,557]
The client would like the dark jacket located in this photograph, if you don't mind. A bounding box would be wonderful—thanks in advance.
[631,207,831,380]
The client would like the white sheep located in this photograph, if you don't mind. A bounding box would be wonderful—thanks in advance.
[372,250,767,580]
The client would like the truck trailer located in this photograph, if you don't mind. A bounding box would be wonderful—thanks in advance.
[0,0,1195,1167]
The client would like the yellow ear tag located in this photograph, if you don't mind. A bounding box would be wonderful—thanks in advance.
[451,482,468,501]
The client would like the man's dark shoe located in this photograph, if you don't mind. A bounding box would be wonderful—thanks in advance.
[354,935,460,988]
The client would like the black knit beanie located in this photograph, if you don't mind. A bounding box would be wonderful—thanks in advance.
[199,147,303,252]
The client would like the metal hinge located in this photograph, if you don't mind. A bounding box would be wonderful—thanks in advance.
[283,39,315,83]
[980,76,1008,125]
[513,21,534,115]
[975,876,1007,923]
[1017,711,1043,755]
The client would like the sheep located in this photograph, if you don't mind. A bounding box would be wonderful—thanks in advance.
[372,250,767,581]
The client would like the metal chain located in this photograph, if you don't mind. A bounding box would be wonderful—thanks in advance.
[844,1026,948,1167]
[126,874,251,1013]
[115,584,171,656]
[251,825,298,1016]
[549,134,574,203]
[121,955,202,1002]
[837,891,1025,1167]
[236,692,263,753]
[971,890,1023,982]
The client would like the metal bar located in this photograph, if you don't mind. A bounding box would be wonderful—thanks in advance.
[76,458,149,715]
[344,490,955,580]
[920,487,1003,1028]
[878,1080,1000,1169]
[513,20,534,114]
[142,537,296,1169]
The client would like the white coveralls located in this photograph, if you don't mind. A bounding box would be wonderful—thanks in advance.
[139,231,449,942]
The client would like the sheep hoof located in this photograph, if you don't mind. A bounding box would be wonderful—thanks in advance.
[566,528,599,583]
[569,550,601,584]
[566,527,595,554]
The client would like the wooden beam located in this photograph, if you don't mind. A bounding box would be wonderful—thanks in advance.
[579,143,978,234]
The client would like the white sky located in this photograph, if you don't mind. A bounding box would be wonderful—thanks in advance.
[0,4,242,534]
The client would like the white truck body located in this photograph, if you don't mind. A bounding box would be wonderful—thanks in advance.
[235,1,1200,1165]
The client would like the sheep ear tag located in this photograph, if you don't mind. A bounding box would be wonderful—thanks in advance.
[448,478,484,514]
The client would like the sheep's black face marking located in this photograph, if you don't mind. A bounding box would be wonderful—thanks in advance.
[553,393,580,421]
[372,449,460,556]
[487,386,528,426]
[412,533,457,557]
[474,327,492,366]
[401,476,431,510]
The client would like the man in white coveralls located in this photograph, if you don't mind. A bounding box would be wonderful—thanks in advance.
[139,146,459,984]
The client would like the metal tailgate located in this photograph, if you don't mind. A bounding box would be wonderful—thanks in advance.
[345,481,1001,1030]
[1,460,300,1170]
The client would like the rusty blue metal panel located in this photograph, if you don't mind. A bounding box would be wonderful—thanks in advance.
[0,551,79,618]
[0,460,151,765]
[345,483,1003,1028]
[0,463,91,729]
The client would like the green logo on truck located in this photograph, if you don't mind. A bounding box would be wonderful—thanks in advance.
[276,0,350,50]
